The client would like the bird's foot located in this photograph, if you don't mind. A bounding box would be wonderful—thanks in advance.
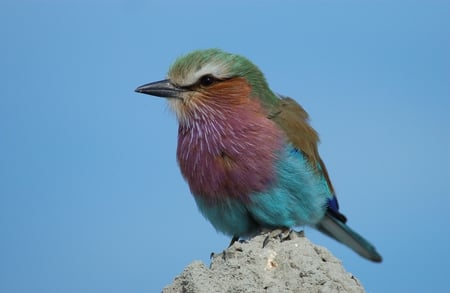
[262,229,304,248]
[228,235,240,247]
[210,235,247,261]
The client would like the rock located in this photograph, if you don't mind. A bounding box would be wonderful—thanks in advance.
[162,232,365,293]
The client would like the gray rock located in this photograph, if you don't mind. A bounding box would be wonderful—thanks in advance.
[163,232,365,293]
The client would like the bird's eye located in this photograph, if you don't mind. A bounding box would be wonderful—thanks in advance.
[199,75,216,87]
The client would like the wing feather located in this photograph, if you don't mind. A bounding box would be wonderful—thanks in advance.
[269,97,335,194]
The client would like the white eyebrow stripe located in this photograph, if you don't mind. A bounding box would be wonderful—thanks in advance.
[181,62,230,86]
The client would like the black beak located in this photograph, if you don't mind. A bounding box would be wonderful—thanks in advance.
[135,79,185,99]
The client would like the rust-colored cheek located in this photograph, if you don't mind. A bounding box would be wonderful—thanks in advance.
[201,78,253,105]
[174,78,254,120]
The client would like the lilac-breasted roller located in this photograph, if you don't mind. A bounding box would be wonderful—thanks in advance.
[135,49,382,262]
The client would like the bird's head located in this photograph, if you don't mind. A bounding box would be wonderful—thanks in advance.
[135,49,279,123]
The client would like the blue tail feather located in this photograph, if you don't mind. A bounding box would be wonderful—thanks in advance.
[317,211,382,262]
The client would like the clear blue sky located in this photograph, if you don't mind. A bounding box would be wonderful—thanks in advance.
[1,1,449,292]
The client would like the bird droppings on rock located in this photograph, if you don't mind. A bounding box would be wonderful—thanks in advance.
[162,233,365,293]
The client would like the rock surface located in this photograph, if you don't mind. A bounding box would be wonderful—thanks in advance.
[162,232,365,293]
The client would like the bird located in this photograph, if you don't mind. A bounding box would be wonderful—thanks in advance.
[135,49,382,262]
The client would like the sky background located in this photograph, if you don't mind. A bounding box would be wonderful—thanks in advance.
[1,0,449,292]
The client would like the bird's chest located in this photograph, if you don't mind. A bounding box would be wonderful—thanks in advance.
[176,118,284,204]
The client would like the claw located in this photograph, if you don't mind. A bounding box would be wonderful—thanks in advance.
[262,229,305,247]
[262,228,288,248]
[262,234,272,248]
[228,235,239,247]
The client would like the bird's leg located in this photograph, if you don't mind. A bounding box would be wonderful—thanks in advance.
[228,235,240,247]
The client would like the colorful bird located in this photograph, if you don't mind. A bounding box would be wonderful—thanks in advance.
[135,49,382,262]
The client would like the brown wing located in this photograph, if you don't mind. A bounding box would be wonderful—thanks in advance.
[269,97,335,194]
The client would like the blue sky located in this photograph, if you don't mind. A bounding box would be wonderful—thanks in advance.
[1,1,449,292]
